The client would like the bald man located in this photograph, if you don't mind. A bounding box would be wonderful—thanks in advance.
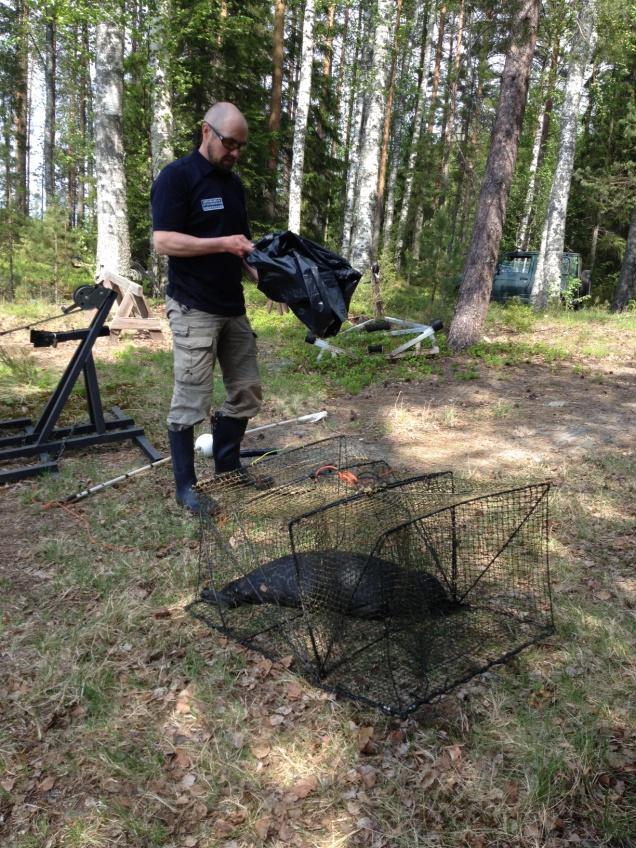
[152,102,262,514]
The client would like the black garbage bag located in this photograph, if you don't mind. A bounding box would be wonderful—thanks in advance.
[245,231,361,338]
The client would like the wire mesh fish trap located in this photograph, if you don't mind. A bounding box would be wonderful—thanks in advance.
[189,438,554,716]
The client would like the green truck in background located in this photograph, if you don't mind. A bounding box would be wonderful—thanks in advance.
[491,250,590,304]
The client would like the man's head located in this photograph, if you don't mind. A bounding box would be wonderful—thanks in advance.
[200,102,248,171]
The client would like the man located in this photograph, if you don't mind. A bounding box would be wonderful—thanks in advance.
[151,102,262,514]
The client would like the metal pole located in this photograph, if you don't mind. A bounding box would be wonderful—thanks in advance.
[64,410,328,503]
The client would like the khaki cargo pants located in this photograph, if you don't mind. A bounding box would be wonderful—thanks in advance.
[166,296,262,430]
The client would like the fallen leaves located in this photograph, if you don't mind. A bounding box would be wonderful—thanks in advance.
[284,774,318,803]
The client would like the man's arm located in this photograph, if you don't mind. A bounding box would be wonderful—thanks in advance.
[153,231,254,258]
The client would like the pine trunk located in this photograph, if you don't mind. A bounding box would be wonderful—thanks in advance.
[287,0,316,234]
[447,0,540,352]
[531,0,597,308]
[612,208,636,311]
[94,20,131,276]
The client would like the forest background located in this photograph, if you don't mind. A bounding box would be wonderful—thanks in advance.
[0,0,634,324]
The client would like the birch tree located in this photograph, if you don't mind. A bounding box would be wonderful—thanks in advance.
[395,0,437,257]
[43,7,56,209]
[287,0,316,234]
[349,0,394,273]
[448,0,540,352]
[149,0,173,294]
[266,0,285,221]
[516,39,560,248]
[94,19,130,276]
[531,0,597,308]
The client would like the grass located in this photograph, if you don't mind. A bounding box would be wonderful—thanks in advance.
[1,296,635,847]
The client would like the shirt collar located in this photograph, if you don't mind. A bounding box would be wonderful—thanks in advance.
[192,149,231,179]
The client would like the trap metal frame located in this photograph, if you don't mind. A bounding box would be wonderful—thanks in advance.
[189,436,554,717]
[306,316,443,362]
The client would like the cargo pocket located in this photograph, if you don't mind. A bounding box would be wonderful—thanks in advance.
[172,330,215,387]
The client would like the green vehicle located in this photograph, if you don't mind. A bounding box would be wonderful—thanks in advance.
[491,250,588,303]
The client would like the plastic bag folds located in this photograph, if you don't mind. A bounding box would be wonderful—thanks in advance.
[246,231,361,338]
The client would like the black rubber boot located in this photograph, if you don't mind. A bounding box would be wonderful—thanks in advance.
[212,413,248,474]
[212,413,272,489]
[168,427,217,514]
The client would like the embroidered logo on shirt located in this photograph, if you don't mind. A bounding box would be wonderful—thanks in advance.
[201,197,224,212]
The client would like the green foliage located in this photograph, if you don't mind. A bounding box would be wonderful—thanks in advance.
[0,206,93,301]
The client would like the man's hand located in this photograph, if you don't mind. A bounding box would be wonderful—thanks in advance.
[223,234,254,258]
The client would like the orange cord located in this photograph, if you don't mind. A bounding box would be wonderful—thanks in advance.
[314,465,361,487]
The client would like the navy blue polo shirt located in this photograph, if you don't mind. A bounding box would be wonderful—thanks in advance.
[151,150,251,316]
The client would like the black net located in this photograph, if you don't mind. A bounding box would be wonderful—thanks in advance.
[189,437,554,716]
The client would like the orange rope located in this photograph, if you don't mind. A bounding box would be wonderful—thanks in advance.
[314,465,361,486]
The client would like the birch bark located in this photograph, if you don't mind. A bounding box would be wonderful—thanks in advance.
[516,40,560,249]
[287,0,316,234]
[44,14,56,209]
[531,0,597,308]
[149,0,173,295]
[349,0,394,273]
[94,20,131,276]
[395,0,437,256]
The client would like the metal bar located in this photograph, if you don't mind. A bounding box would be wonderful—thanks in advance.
[0,418,32,430]
[0,427,145,461]
[31,290,117,442]
[0,461,59,483]
[0,417,136,448]
[83,354,107,434]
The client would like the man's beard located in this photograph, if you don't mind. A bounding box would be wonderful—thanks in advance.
[207,140,235,171]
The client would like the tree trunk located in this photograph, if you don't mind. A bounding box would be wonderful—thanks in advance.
[94,20,131,276]
[531,0,597,308]
[323,1,336,79]
[14,0,29,216]
[349,0,394,273]
[149,0,174,296]
[612,208,636,311]
[371,0,403,256]
[447,0,540,352]
[266,0,285,221]
[341,3,367,256]
[437,0,465,201]
[395,0,437,257]
[77,21,89,226]
[517,39,560,249]
[44,14,56,210]
[287,0,316,234]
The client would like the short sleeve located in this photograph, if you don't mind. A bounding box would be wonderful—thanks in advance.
[151,163,189,231]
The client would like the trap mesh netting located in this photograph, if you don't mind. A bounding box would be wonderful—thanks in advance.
[189,435,554,716]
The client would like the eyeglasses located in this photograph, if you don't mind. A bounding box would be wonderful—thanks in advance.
[205,122,247,152]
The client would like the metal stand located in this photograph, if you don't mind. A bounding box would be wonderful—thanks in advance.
[0,287,163,483]
[306,316,443,362]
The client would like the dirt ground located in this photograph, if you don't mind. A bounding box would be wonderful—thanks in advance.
[1,309,634,848]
